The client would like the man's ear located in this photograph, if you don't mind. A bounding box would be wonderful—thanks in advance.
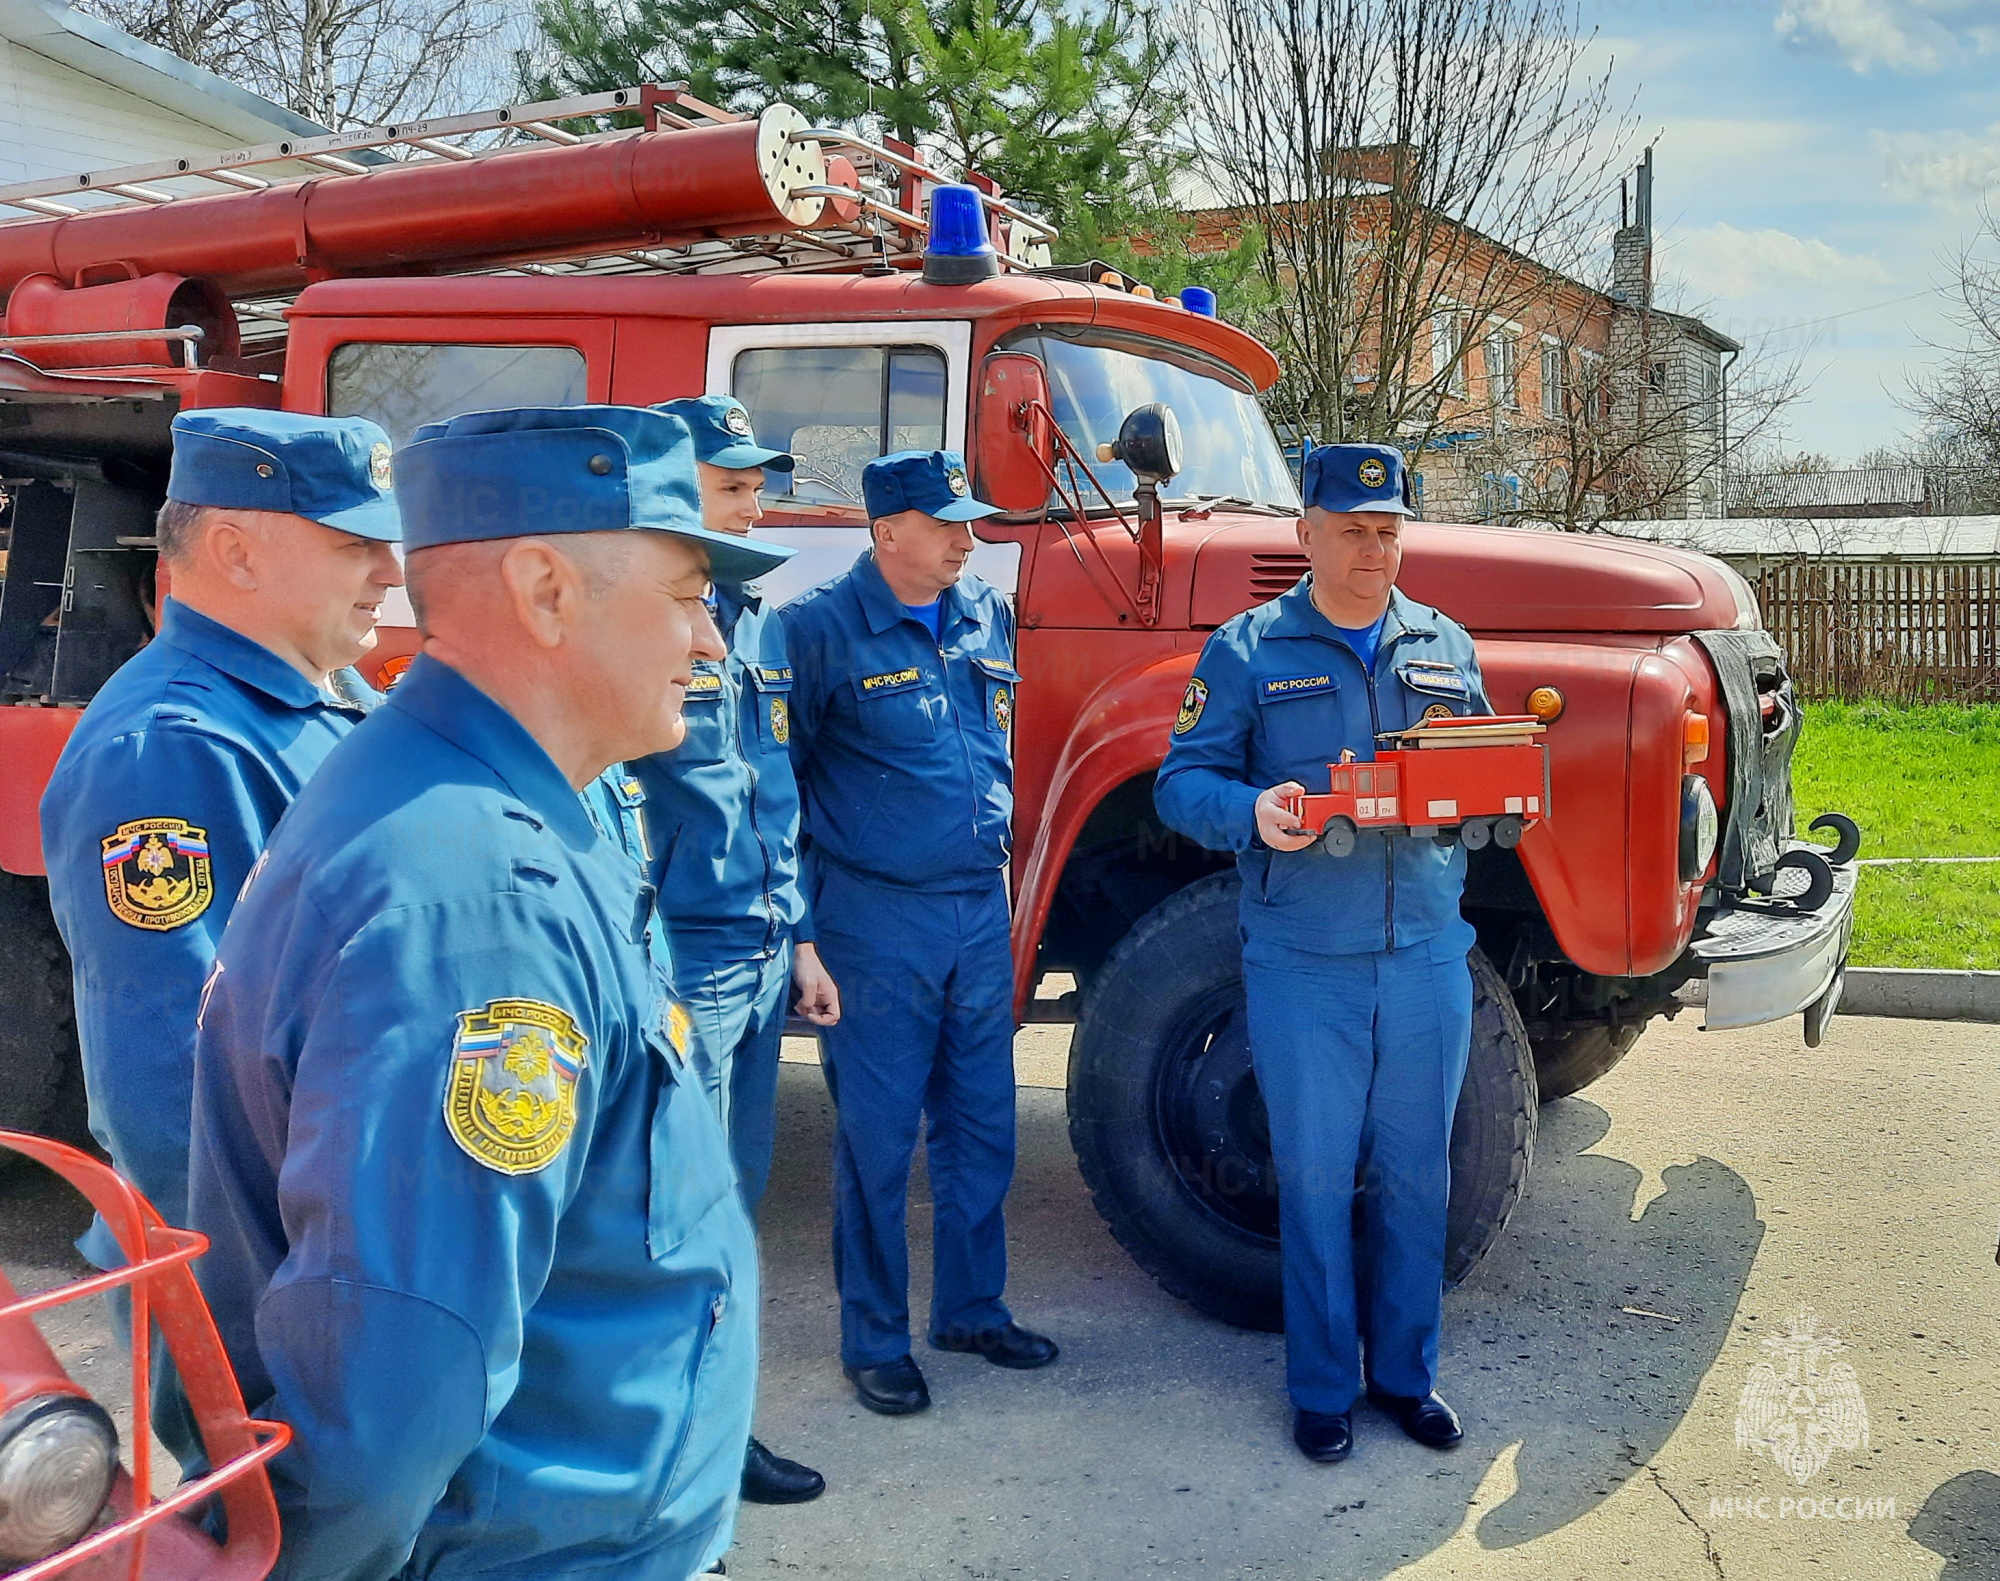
[498,539,579,650]
[203,513,261,591]
[1295,514,1314,551]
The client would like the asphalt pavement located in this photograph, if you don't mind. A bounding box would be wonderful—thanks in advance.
[5,1010,1995,1579]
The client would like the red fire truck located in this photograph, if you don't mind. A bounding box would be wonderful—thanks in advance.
[1283,714,1552,855]
[0,87,1857,1338]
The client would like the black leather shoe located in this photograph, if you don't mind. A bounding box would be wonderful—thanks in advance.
[1293,1409,1353,1463]
[929,1322,1060,1370]
[845,1355,931,1415]
[1367,1387,1464,1448]
[742,1437,825,1503]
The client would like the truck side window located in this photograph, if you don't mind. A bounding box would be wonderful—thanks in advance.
[732,345,946,507]
[328,344,588,446]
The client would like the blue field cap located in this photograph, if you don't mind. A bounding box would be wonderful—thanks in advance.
[394,405,794,583]
[656,395,795,472]
[861,449,1002,523]
[1302,442,1415,517]
[167,409,401,541]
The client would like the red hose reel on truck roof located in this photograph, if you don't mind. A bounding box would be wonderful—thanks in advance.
[0,1133,286,1580]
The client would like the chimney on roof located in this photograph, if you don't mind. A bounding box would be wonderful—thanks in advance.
[1330,143,1423,191]
[1612,145,1653,308]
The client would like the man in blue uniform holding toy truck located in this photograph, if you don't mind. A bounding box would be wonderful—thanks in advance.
[1155,442,1490,1466]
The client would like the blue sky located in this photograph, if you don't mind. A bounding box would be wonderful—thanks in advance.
[1595,0,2000,460]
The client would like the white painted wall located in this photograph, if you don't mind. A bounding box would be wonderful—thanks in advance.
[0,0,314,190]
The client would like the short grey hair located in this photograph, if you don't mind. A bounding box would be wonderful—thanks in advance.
[154,498,210,563]
[404,533,634,632]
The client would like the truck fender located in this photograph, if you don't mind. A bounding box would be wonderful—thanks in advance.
[1011,652,1197,1017]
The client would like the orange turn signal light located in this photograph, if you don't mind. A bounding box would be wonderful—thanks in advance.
[1525,686,1564,722]
[1683,711,1711,766]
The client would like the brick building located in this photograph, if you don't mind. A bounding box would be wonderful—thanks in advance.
[1165,147,1739,525]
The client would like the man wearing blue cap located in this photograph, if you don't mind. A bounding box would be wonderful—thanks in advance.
[41,410,402,1450]
[783,448,1056,1417]
[635,394,833,1506]
[1155,441,1489,1465]
[187,406,787,1579]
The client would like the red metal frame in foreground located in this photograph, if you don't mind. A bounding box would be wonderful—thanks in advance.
[0,1132,288,1580]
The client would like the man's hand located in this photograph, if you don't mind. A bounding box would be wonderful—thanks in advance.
[792,941,840,1026]
[1255,782,1317,852]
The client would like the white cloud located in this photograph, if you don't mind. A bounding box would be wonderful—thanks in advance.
[1873,122,2000,210]
[1775,0,2000,74]
[1662,223,1894,301]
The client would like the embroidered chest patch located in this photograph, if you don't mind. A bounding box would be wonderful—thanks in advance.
[770,695,791,744]
[444,998,588,1176]
[685,670,724,699]
[1259,673,1336,702]
[101,817,214,931]
[861,667,923,693]
[993,684,1013,732]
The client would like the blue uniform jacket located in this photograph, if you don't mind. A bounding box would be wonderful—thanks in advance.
[1154,581,1491,955]
[781,551,1017,891]
[40,598,374,1260]
[187,656,756,1581]
[632,583,807,959]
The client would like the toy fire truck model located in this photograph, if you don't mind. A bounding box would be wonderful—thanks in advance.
[1283,714,1551,856]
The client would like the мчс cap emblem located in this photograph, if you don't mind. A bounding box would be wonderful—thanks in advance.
[444,998,587,1175]
[1358,457,1388,490]
[724,405,753,437]
[947,466,970,496]
[100,818,214,930]
[369,441,393,491]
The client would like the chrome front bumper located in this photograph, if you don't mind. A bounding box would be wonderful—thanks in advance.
[1684,854,1858,1036]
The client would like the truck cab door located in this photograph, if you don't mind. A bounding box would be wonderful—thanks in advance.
[701,321,1022,607]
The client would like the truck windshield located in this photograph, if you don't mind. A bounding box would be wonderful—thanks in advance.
[1007,331,1300,513]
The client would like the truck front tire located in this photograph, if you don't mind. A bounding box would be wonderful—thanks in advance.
[0,874,81,1141]
[1067,872,1539,1332]
[1530,1021,1645,1100]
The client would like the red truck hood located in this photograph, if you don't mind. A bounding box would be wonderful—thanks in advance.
[1186,518,1756,634]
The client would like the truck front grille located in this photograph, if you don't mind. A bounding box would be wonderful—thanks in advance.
[1249,553,1309,601]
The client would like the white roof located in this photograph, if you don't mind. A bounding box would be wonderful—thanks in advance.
[1602,516,2000,559]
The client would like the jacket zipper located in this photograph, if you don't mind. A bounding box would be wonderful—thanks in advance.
[1367,624,1414,954]
[731,601,780,956]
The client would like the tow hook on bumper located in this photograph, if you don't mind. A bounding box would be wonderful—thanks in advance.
[1682,845,1858,1046]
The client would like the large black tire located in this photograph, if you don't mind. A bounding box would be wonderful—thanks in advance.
[0,873,79,1138]
[1531,1021,1644,1102]
[1067,872,1538,1332]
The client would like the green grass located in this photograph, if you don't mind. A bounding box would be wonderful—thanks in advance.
[1792,702,2000,968]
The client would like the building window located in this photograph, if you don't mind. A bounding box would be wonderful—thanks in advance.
[1486,331,1519,410]
[1477,471,1522,522]
[1431,313,1467,399]
[1646,359,1670,394]
[1696,357,1720,431]
[1540,345,1565,421]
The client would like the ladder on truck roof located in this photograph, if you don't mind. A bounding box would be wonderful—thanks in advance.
[0,85,1056,351]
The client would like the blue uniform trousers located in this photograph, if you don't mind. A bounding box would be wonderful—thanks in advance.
[811,864,1016,1368]
[680,943,794,1217]
[1241,925,1474,1414]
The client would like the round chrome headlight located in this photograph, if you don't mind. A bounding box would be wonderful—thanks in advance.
[0,1394,119,1563]
[1680,774,1719,882]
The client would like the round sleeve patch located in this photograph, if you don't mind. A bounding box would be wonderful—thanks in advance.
[445,999,588,1175]
[1173,678,1209,736]
[101,818,214,930]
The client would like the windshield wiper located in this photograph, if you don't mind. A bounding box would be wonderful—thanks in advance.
[1162,494,1294,516]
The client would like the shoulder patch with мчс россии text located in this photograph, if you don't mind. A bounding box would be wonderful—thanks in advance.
[101,817,214,930]
[444,998,588,1176]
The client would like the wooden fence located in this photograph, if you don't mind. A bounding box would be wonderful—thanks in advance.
[1746,558,2000,703]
